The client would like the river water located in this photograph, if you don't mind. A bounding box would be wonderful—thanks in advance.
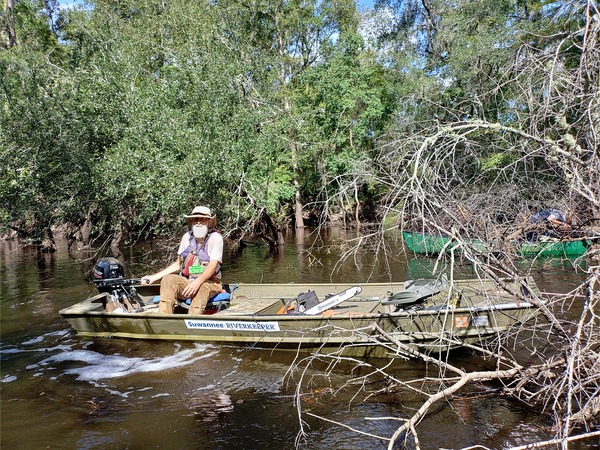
[0,228,593,449]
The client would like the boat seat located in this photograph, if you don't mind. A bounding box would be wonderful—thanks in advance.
[174,292,231,312]
[381,291,425,306]
[381,276,447,307]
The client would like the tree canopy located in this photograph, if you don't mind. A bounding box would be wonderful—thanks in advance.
[1,0,597,251]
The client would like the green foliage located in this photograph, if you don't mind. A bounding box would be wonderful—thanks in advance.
[481,152,516,171]
[0,4,92,238]
[1,0,591,244]
[289,30,396,211]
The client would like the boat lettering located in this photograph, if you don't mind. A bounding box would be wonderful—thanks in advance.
[471,315,489,326]
[184,320,280,332]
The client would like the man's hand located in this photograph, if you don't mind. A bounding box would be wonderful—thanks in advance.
[141,275,158,285]
[182,279,202,298]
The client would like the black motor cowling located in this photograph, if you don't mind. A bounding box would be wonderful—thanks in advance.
[93,257,125,281]
[92,258,142,311]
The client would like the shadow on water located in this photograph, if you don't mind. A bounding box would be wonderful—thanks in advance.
[0,233,592,449]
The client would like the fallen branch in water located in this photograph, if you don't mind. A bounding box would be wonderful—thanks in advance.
[288,270,599,449]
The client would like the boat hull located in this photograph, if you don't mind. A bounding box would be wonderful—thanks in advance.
[60,280,542,358]
[403,231,591,257]
[514,239,590,256]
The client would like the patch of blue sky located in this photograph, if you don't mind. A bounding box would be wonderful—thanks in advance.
[58,0,84,9]
[357,0,375,10]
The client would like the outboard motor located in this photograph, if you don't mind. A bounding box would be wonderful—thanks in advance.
[92,257,142,312]
[93,257,126,291]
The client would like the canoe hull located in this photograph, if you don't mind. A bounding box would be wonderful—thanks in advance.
[403,231,591,257]
[514,239,589,256]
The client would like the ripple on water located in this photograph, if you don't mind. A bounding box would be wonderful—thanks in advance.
[26,345,218,382]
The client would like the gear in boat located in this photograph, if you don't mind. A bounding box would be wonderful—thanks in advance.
[92,257,452,315]
[382,275,448,311]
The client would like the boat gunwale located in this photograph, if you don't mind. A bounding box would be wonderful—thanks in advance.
[59,296,539,320]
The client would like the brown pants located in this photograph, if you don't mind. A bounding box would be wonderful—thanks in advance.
[159,274,222,315]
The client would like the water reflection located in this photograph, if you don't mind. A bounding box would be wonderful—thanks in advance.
[188,392,234,422]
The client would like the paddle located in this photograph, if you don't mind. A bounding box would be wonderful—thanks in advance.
[535,234,600,244]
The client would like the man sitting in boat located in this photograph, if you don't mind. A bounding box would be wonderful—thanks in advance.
[141,206,223,314]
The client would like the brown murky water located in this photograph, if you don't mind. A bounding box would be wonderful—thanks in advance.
[1,228,593,449]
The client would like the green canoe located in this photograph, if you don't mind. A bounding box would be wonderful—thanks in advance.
[402,231,593,257]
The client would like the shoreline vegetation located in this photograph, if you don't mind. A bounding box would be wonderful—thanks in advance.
[2,0,598,448]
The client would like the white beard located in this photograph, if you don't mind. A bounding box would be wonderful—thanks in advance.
[192,224,208,238]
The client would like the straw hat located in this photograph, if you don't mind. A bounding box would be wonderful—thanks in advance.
[185,206,215,226]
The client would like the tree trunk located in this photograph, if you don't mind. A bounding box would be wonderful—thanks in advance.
[80,213,93,248]
[39,226,56,253]
[275,5,304,230]
[110,223,124,259]
[69,207,94,251]
[294,177,305,228]
[1,0,17,49]
[354,181,360,228]
[259,209,285,247]
[287,107,305,229]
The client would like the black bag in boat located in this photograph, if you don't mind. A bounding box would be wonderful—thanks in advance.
[283,290,320,314]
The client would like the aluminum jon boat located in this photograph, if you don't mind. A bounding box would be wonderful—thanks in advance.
[60,277,542,359]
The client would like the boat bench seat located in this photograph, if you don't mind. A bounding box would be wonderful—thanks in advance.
[216,296,285,316]
[216,296,383,316]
